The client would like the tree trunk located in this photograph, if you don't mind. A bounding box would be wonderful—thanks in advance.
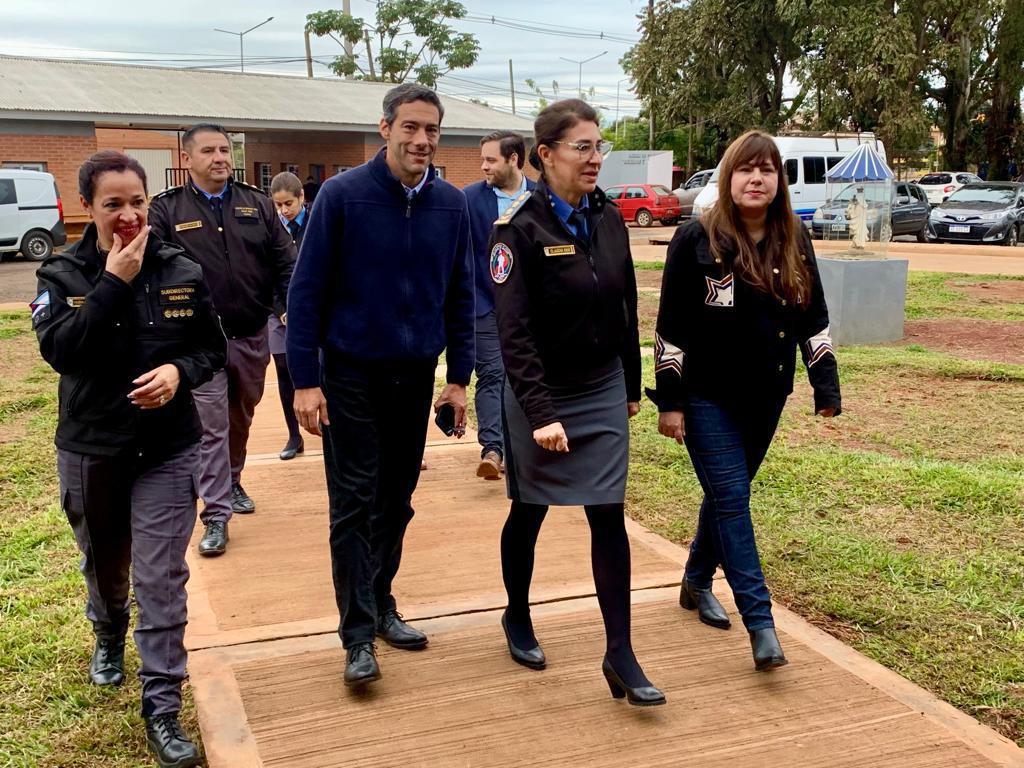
[986,0,1024,180]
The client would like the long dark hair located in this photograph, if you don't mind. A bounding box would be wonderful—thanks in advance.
[703,130,809,305]
[529,99,599,175]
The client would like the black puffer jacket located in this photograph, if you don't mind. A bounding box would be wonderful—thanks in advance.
[34,224,227,459]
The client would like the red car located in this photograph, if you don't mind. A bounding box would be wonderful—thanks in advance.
[604,183,682,227]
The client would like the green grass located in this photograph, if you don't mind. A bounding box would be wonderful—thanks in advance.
[905,272,1024,321]
[627,346,1024,745]
[0,310,201,767]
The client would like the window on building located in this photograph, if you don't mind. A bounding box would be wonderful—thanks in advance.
[310,164,325,183]
[434,166,446,179]
[256,163,272,193]
[785,159,798,186]
[0,179,17,205]
[283,163,299,176]
[803,156,826,185]
[2,161,47,172]
[334,165,352,176]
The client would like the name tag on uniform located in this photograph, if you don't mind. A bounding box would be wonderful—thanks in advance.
[175,220,203,232]
[234,206,259,219]
[159,286,196,304]
[66,296,86,308]
[543,244,576,257]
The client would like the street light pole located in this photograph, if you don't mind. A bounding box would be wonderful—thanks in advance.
[615,77,630,141]
[559,51,607,99]
[214,16,274,73]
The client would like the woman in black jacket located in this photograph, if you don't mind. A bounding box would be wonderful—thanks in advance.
[649,130,841,671]
[491,99,663,705]
[33,150,225,768]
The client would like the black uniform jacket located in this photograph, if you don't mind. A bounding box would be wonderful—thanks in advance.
[649,219,841,415]
[148,179,296,339]
[489,180,641,430]
[34,224,227,459]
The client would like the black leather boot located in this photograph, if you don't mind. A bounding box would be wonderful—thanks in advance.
[375,610,428,650]
[144,713,201,768]
[230,483,255,514]
[344,642,382,687]
[89,634,126,686]
[197,521,228,557]
[750,627,789,671]
[679,580,731,630]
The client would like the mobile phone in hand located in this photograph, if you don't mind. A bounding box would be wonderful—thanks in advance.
[434,402,456,436]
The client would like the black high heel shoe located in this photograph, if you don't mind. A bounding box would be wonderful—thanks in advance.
[501,611,546,670]
[679,580,731,630]
[279,439,305,461]
[601,658,666,706]
[750,627,788,671]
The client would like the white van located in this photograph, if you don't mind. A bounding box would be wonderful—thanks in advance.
[691,134,887,226]
[0,169,67,261]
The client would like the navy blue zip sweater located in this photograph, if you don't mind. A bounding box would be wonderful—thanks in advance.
[286,147,476,389]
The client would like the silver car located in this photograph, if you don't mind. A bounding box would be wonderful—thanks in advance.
[673,170,713,219]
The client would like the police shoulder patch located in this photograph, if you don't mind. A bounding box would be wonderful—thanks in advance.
[30,290,51,326]
[234,180,269,197]
[490,242,514,284]
[494,190,532,227]
[150,185,183,201]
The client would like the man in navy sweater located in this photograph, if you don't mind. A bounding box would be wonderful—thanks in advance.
[287,84,475,689]
[463,131,535,480]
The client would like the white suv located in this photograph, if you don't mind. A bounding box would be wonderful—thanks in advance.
[0,169,67,261]
[917,171,983,207]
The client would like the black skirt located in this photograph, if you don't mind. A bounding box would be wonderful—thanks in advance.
[503,362,628,506]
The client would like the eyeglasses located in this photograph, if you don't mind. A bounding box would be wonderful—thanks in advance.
[552,140,614,159]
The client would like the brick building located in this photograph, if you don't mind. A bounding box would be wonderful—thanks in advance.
[0,55,533,236]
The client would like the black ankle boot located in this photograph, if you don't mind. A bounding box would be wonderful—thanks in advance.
[89,635,126,686]
[501,611,546,670]
[601,657,665,706]
[679,580,731,630]
[145,713,201,768]
[750,627,788,671]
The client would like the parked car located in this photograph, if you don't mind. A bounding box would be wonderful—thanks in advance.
[926,182,1024,246]
[672,169,713,219]
[917,171,983,206]
[0,169,67,261]
[604,183,682,227]
[812,181,930,242]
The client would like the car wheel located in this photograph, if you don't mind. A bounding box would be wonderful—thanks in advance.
[635,209,653,228]
[1002,224,1019,247]
[660,218,678,226]
[916,222,928,243]
[23,230,54,262]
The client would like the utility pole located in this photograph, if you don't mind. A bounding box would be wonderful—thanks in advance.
[559,52,607,99]
[342,0,355,78]
[687,113,693,176]
[508,59,516,115]
[615,77,630,142]
[647,0,655,149]
[304,29,313,78]
[214,16,274,73]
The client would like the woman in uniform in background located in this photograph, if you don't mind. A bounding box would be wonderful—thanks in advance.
[491,99,664,706]
[649,129,841,670]
[33,150,225,767]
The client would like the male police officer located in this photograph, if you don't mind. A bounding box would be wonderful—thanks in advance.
[463,131,534,480]
[149,123,296,556]
[288,84,475,689]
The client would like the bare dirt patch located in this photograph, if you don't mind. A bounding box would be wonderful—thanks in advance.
[949,279,1024,304]
[634,269,664,290]
[901,318,1024,365]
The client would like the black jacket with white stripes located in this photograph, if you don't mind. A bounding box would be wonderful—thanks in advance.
[648,218,841,414]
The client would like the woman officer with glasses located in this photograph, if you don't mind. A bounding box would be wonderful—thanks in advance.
[489,99,663,706]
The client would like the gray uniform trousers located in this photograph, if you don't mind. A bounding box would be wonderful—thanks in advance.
[192,329,269,524]
[57,444,199,717]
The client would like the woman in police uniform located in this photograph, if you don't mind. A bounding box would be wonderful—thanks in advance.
[33,150,224,767]
[490,99,663,706]
[649,130,841,671]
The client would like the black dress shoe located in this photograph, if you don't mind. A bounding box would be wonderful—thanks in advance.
[680,580,732,630]
[376,609,428,650]
[750,627,789,671]
[500,611,546,670]
[344,642,382,687]
[145,713,201,768]
[601,658,666,707]
[89,635,126,686]
[230,483,255,514]
[279,439,305,461]
[198,521,228,557]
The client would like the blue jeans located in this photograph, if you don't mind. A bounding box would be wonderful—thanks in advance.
[682,395,785,631]
[474,310,505,458]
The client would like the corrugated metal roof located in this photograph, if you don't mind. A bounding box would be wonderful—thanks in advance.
[0,55,534,135]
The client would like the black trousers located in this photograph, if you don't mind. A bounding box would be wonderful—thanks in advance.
[320,354,435,648]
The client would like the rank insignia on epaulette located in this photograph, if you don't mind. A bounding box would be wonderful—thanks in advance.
[494,190,532,226]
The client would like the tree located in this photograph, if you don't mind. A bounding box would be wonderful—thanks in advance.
[306,0,480,88]
[985,0,1024,179]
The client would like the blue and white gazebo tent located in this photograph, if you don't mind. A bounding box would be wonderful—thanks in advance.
[820,143,895,250]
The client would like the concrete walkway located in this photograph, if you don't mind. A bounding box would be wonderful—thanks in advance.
[184,373,1023,767]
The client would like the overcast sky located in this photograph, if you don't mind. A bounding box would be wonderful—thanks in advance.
[2,1,647,120]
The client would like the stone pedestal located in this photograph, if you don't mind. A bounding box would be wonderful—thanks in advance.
[816,257,909,345]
